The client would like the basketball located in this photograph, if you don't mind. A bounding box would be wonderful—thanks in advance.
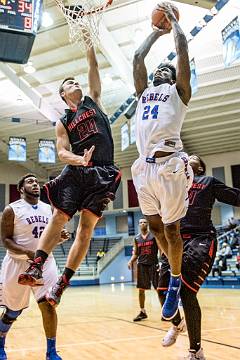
[151,2,179,30]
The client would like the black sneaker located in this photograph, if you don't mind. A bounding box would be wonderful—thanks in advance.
[133,311,148,322]
[18,258,44,287]
[47,275,69,307]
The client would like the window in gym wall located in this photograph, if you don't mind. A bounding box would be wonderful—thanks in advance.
[231,164,240,189]
[113,182,123,209]
[212,167,225,183]
[116,215,128,233]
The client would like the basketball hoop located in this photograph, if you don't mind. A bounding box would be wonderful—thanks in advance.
[55,0,113,49]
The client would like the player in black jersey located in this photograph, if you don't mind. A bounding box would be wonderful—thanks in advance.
[158,155,240,360]
[18,44,121,306]
[128,219,160,321]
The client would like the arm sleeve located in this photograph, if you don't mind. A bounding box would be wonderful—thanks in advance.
[213,177,240,206]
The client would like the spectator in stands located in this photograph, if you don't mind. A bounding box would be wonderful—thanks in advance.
[227,217,239,230]
[128,218,161,322]
[96,249,105,263]
[235,249,240,271]
[217,242,232,271]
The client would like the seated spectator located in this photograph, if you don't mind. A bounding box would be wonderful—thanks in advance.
[217,242,232,271]
[236,249,240,271]
[228,217,239,230]
[96,249,105,263]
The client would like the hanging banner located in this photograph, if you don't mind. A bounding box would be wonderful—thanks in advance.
[130,116,136,145]
[222,16,240,67]
[190,58,198,95]
[8,137,26,162]
[121,123,129,151]
[38,139,56,163]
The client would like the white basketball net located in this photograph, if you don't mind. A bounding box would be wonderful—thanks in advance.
[55,0,113,49]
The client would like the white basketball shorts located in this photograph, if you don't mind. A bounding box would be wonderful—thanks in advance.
[131,152,193,224]
[0,254,58,311]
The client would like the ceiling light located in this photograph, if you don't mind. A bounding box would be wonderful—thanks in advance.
[23,61,36,74]
[41,12,54,28]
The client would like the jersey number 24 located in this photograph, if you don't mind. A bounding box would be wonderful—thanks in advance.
[142,105,159,120]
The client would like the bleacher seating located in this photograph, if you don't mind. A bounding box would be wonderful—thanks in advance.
[0,236,122,278]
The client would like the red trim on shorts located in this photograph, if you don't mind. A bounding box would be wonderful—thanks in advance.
[208,239,214,258]
[181,276,198,293]
[157,287,168,291]
[81,208,102,219]
[44,184,70,220]
[115,170,122,183]
[182,233,191,239]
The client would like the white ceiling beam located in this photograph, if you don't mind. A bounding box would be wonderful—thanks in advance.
[99,22,134,93]
[0,63,60,123]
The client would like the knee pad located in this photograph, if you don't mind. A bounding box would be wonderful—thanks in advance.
[1,308,22,325]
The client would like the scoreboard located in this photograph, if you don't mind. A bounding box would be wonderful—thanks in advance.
[0,0,42,64]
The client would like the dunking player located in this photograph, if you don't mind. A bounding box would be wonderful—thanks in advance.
[18,43,121,306]
[0,174,68,360]
[159,155,240,359]
[128,218,160,321]
[131,2,193,320]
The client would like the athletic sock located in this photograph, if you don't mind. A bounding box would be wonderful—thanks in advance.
[62,267,75,282]
[34,250,49,265]
[140,308,146,313]
[47,337,56,353]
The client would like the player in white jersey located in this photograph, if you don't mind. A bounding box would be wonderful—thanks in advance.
[0,174,68,360]
[131,3,193,321]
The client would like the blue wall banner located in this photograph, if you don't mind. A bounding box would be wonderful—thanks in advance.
[38,139,56,163]
[121,123,129,151]
[8,137,26,162]
[222,16,240,67]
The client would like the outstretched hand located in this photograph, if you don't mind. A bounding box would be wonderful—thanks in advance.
[79,145,95,166]
[157,2,178,23]
[152,26,171,35]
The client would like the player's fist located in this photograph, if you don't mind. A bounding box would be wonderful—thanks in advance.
[128,261,133,270]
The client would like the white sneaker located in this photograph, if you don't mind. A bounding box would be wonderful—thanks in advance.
[185,349,206,360]
[162,318,186,347]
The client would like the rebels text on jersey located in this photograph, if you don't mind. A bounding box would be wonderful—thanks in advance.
[181,175,240,233]
[60,96,114,164]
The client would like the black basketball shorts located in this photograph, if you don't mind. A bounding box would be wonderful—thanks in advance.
[158,233,217,293]
[137,263,159,290]
[44,164,121,218]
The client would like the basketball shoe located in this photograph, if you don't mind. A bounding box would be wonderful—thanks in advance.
[162,318,186,347]
[18,258,44,286]
[162,275,181,320]
[0,347,7,360]
[47,275,69,307]
[133,311,148,322]
[185,349,206,360]
[46,349,62,360]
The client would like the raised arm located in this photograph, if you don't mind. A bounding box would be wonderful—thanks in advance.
[1,206,34,259]
[56,120,95,166]
[133,29,169,98]
[87,46,102,107]
[162,3,191,104]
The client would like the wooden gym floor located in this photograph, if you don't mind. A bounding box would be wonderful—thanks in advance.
[4,284,240,359]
